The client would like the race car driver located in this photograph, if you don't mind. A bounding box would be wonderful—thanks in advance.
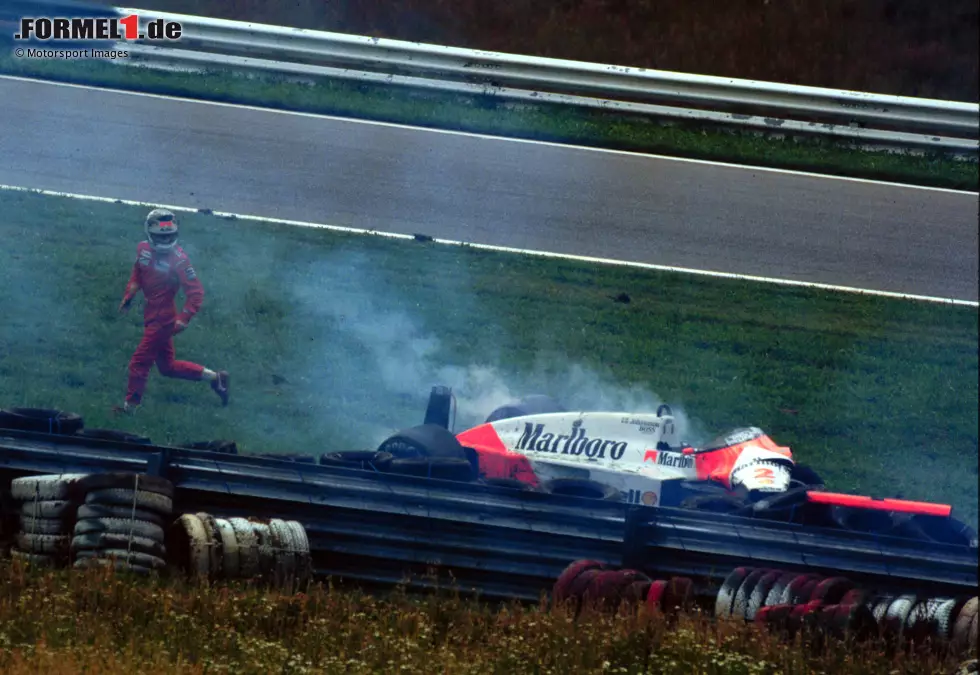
[116,208,229,412]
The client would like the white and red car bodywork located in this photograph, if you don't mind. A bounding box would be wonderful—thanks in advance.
[455,410,952,517]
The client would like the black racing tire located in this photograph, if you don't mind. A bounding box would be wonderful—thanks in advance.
[908,515,978,547]
[680,493,749,513]
[0,408,84,435]
[75,429,152,445]
[75,473,175,499]
[485,395,566,423]
[319,451,393,471]
[180,440,239,455]
[540,478,621,501]
[377,424,467,460]
[829,506,918,538]
[481,477,536,491]
[386,457,476,482]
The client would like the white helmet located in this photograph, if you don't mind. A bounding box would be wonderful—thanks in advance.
[145,208,179,251]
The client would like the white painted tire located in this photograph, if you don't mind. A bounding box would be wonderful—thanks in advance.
[169,513,212,579]
[269,519,297,581]
[286,520,312,583]
[251,522,276,578]
[194,512,223,577]
[214,518,240,580]
[228,517,259,579]
[11,474,87,501]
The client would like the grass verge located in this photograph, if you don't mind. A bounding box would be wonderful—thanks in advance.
[0,560,970,674]
[0,189,976,526]
[0,52,976,191]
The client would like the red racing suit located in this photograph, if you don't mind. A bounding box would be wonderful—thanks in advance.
[121,242,206,404]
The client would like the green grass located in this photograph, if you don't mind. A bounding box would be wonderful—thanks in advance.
[1,53,977,191]
[0,561,971,675]
[0,189,976,527]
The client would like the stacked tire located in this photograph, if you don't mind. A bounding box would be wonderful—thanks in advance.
[9,473,88,567]
[168,512,311,589]
[717,566,979,657]
[552,560,694,618]
[70,472,173,575]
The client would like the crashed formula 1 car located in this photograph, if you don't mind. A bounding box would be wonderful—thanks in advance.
[372,387,978,549]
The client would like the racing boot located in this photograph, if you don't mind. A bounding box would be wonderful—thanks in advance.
[210,370,230,406]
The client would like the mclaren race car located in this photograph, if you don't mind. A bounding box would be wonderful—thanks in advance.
[372,387,978,548]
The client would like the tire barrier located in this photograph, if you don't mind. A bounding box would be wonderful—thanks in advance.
[551,559,694,618]
[166,512,312,589]
[71,473,174,575]
[10,474,88,567]
[551,560,979,659]
[2,473,311,590]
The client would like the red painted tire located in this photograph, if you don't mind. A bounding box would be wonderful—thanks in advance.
[553,560,608,606]
[565,569,605,609]
[809,577,855,605]
[647,579,669,614]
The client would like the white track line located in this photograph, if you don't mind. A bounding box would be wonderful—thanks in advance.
[2,183,976,307]
[2,74,977,197]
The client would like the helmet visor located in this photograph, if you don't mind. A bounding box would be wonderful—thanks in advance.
[150,231,178,246]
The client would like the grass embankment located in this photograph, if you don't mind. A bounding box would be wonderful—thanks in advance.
[0,561,970,674]
[0,189,977,526]
[0,53,976,192]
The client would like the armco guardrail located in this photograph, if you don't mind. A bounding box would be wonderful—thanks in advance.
[91,6,979,154]
[1,427,976,601]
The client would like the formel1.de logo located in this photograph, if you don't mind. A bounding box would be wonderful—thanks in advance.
[14,15,181,41]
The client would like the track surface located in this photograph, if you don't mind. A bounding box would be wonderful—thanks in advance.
[1,76,977,301]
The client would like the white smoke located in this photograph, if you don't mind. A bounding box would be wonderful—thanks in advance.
[285,249,709,448]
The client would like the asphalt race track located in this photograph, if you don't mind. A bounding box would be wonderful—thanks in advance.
[1,76,977,301]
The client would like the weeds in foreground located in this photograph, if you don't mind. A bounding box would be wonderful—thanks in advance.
[0,559,968,674]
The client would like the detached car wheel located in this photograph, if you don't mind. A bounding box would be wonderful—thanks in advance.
[377,424,467,460]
